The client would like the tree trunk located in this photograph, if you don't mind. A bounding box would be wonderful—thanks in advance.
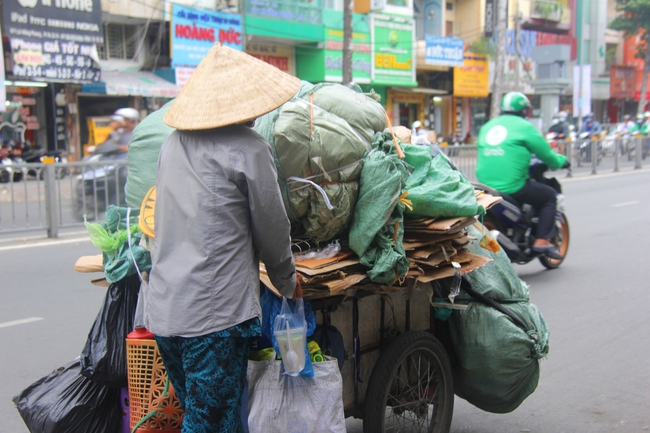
[490,0,508,119]
[342,0,353,85]
[638,42,650,115]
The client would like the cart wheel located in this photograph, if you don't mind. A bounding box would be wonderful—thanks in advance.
[363,331,454,433]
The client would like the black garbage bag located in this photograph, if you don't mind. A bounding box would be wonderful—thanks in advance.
[80,274,140,388]
[13,359,121,433]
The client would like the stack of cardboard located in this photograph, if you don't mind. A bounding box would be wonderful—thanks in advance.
[260,190,502,300]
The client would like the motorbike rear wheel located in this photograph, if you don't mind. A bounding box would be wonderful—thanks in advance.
[539,213,569,269]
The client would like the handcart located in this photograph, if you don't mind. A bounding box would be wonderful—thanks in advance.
[304,282,455,433]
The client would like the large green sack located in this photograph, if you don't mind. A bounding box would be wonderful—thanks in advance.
[125,102,174,209]
[402,144,484,218]
[448,224,549,413]
[255,82,386,241]
[349,132,410,285]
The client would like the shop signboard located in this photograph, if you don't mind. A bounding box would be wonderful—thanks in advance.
[610,65,636,99]
[503,29,537,94]
[484,0,495,38]
[246,0,322,25]
[623,34,650,101]
[247,43,296,75]
[424,36,463,67]
[2,0,103,82]
[370,14,416,87]
[453,53,489,98]
[324,28,371,83]
[171,5,242,69]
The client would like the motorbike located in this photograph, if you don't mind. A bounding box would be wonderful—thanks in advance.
[72,143,128,222]
[473,161,570,269]
[575,131,602,167]
[20,141,69,179]
[0,142,25,183]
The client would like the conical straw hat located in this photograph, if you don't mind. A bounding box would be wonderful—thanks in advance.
[164,43,301,130]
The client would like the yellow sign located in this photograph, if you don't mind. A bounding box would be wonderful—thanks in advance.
[453,53,489,98]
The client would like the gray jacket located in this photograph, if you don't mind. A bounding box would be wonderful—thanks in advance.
[147,125,296,338]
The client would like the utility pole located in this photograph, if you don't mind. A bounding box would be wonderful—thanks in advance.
[576,0,583,131]
[490,0,507,118]
[638,45,650,115]
[514,8,522,91]
[342,0,354,85]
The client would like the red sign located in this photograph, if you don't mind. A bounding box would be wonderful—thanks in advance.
[623,33,649,101]
[610,65,636,99]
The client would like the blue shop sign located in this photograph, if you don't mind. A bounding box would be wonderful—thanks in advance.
[171,4,242,69]
[424,36,464,67]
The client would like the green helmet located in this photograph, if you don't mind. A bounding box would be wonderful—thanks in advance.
[500,92,531,114]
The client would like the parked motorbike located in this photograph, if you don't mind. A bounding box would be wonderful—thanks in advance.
[20,141,69,179]
[627,134,649,161]
[0,142,24,182]
[72,144,128,222]
[473,161,570,269]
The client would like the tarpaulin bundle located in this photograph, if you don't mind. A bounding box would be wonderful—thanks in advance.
[348,131,411,285]
[448,224,550,414]
[402,143,485,218]
[125,101,174,209]
[254,81,386,241]
[84,205,151,283]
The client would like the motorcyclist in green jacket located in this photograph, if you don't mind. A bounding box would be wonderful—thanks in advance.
[476,92,569,259]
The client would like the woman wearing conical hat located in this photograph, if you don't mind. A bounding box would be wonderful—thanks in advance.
[147,43,302,433]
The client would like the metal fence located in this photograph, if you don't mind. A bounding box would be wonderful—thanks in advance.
[0,159,129,238]
[1,138,647,238]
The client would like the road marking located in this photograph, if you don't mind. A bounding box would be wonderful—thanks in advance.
[613,201,639,208]
[0,317,44,329]
[0,237,90,252]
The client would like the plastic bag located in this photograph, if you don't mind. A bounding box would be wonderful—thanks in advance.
[80,274,140,388]
[273,297,308,376]
[13,359,122,433]
[294,240,341,262]
[247,357,345,433]
[261,287,315,377]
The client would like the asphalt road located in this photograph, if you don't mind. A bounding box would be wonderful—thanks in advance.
[1,169,649,433]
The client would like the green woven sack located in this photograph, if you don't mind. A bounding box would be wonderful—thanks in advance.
[349,132,410,285]
[125,102,174,209]
[402,144,484,218]
[448,225,549,413]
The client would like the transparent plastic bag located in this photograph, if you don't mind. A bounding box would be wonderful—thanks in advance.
[273,298,308,376]
[294,240,341,262]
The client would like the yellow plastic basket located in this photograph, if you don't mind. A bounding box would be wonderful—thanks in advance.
[126,337,183,433]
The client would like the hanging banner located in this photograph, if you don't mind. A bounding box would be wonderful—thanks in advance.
[0,24,5,111]
[370,14,417,87]
[425,36,464,67]
[2,0,103,82]
[573,64,592,117]
[171,5,242,69]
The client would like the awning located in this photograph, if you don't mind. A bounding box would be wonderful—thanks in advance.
[82,70,181,98]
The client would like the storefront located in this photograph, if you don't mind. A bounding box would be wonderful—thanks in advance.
[370,13,417,124]
[453,53,489,140]
[296,10,370,85]
[1,0,104,158]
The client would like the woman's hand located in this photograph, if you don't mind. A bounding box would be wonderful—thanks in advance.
[292,273,303,300]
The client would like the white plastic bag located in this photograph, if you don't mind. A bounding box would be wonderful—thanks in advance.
[247,357,345,433]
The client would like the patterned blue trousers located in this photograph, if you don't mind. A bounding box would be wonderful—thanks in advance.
[155,319,261,433]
